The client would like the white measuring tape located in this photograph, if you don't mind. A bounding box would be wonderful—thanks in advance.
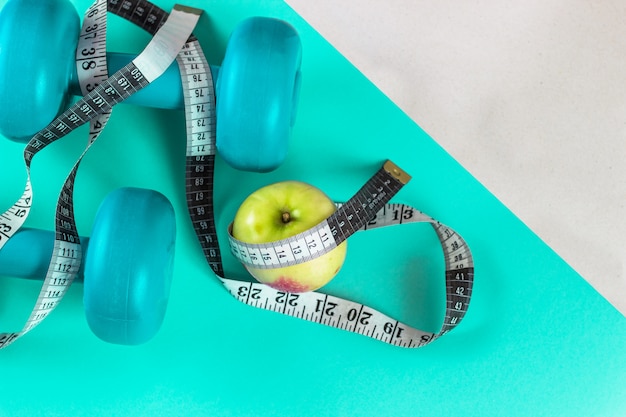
[0,0,474,349]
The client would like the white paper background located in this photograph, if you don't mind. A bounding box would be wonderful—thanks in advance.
[286,0,626,315]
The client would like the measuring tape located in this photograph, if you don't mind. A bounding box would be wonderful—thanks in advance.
[0,0,474,349]
[223,161,474,347]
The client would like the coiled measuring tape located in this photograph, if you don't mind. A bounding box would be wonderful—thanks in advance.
[223,161,474,347]
[0,0,475,349]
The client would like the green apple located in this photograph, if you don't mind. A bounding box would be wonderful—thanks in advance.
[231,181,347,293]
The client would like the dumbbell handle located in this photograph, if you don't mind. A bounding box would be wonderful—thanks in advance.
[69,52,219,110]
[0,228,89,281]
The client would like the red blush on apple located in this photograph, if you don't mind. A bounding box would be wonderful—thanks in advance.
[269,276,311,293]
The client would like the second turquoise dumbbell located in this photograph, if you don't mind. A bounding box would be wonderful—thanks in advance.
[0,187,176,345]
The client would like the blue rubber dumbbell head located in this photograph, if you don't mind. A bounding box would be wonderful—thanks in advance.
[0,187,176,345]
[84,187,176,345]
[0,0,302,172]
[216,17,302,172]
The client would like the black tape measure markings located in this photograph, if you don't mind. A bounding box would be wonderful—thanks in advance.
[107,0,169,34]
[222,279,437,348]
[179,44,216,158]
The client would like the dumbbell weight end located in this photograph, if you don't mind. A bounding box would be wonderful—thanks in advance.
[84,187,176,345]
[0,188,176,345]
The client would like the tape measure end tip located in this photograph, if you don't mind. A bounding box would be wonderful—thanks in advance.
[173,4,204,16]
[383,160,411,185]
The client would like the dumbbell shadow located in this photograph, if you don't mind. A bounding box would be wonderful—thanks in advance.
[0,188,176,345]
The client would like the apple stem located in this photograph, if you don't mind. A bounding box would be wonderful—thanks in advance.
[282,212,291,224]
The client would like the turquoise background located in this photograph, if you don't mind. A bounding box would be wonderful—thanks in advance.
[1,0,625,416]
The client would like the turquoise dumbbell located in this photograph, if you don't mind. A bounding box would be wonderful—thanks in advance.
[0,0,302,172]
[0,188,176,345]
